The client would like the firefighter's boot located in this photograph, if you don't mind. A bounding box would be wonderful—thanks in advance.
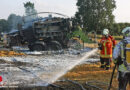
[100,64,105,69]
[106,65,110,70]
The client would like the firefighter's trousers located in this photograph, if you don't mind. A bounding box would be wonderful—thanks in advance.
[118,71,130,90]
[100,57,111,69]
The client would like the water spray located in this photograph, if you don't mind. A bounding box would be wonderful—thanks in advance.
[49,48,98,84]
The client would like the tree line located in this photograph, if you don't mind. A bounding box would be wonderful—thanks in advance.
[74,0,130,35]
[0,1,130,35]
[0,14,22,33]
[0,1,36,33]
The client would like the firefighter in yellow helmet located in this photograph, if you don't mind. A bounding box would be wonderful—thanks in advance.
[113,27,130,90]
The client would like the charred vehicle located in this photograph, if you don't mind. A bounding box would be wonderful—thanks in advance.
[8,12,72,51]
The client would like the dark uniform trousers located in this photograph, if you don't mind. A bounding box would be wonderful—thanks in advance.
[118,71,130,90]
[100,57,110,69]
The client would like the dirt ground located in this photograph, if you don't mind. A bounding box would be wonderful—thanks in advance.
[1,62,119,90]
[0,46,129,90]
[57,62,118,90]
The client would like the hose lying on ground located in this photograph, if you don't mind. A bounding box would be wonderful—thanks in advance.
[86,81,109,90]
[57,79,86,90]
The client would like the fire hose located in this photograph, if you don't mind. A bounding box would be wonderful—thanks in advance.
[57,79,110,90]
[108,64,117,90]
[57,79,86,90]
[86,80,109,90]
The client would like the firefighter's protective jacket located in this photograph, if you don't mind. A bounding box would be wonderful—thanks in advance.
[100,36,113,58]
[113,37,130,72]
[108,35,116,47]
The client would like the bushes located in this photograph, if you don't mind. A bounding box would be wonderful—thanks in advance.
[88,34,123,40]
[70,27,94,43]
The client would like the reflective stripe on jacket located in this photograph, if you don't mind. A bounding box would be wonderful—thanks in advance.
[100,36,113,58]
[118,64,127,72]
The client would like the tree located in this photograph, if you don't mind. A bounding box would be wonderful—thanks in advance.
[111,23,120,35]
[0,19,9,32]
[7,14,22,31]
[24,1,37,21]
[75,0,116,33]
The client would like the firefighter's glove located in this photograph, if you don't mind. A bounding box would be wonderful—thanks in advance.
[113,59,121,65]
[113,60,117,64]
[112,46,115,51]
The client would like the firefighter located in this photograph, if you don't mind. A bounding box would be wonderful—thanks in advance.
[113,27,130,90]
[99,29,116,70]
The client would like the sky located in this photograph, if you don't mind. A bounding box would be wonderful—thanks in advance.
[0,0,130,23]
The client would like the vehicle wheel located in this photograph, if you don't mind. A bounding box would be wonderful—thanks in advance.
[32,44,45,51]
[47,41,62,50]
[28,45,33,51]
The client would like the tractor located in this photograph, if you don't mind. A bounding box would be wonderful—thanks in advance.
[7,12,73,51]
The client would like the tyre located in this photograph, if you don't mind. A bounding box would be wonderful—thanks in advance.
[32,44,45,51]
[28,41,46,51]
[47,41,62,50]
[28,45,33,51]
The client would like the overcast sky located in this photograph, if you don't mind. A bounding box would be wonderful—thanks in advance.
[0,0,130,23]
